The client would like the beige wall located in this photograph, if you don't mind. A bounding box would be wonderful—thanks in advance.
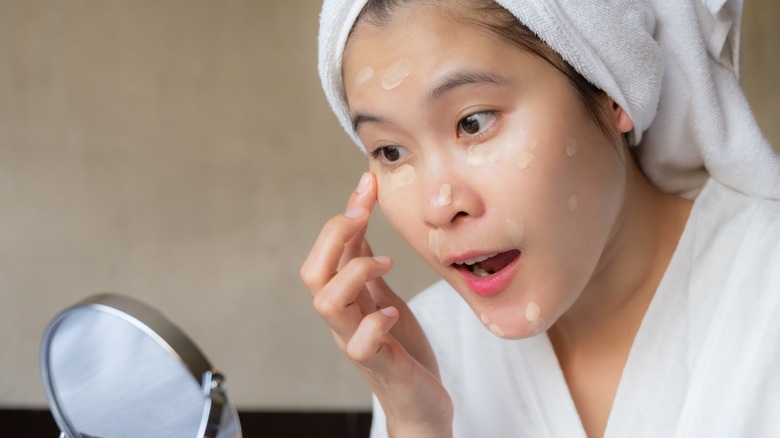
[0,1,777,411]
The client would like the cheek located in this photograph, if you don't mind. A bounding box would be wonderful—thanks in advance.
[376,165,421,241]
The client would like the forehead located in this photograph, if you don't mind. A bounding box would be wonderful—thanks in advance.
[342,5,513,85]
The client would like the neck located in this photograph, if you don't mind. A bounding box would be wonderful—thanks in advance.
[548,159,693,354]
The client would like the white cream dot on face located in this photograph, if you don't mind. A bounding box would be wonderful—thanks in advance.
[381,57,413,90]
[386,164,415,189]
[480,313,490,324]
[525,302,541,322]
[488,323,505,337]
[427,228,445,262]
[467,144,501,167]
[505,216,525,246]
[566,138,578,157]
[354,66,375,88]
[436,184,452,206]
[517,151,536,169]
[567,195,579,212]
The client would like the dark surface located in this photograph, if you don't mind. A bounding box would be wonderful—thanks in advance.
[0,409,373,438]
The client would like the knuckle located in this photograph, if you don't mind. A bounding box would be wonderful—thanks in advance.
[299,264,318,288]
[346,338,374,364]
[312,292,338,317]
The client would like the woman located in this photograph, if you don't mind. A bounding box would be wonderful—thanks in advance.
[302,1,780,436]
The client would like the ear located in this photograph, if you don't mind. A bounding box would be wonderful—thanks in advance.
[611,100,634,134]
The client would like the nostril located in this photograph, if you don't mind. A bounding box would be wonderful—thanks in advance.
[453,211,469,220]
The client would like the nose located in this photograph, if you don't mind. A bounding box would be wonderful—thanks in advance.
[421,177,484,229]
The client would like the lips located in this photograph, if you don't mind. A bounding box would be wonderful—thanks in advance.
[451,249,521,296]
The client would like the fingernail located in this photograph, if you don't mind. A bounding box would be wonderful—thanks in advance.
[380,307,398,317]
[372,255,391,264]
[345,206,366,219]
[356,172,370,194]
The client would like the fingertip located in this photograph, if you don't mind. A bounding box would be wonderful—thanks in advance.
[356,172,371,194]
[345,205,368,219]
[372,255,392,265]
[380,306,399,319]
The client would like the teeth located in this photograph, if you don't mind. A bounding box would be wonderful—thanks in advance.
[456,253,498,266]
[473,264,491,277]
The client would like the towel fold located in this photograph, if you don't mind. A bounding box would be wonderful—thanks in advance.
[318,0,780,200]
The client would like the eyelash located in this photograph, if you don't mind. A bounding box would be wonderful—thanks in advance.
[367,110,499,167]
[369,145,406,167]
[456,110,498,141]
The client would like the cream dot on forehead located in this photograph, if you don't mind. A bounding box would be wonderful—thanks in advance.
[436,184,452,207]
[354,66,375,88]
[381,57,413,91]
[386,164,415,189]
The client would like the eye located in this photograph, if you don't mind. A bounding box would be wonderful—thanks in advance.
[457,111,496,137]
[370,145,408,165]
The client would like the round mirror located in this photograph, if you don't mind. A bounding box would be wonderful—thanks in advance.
[40,293,242,438]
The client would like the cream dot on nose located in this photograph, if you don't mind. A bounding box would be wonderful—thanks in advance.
[436,184,452,207]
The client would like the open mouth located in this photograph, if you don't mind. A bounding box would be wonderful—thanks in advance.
[454,249,521,277]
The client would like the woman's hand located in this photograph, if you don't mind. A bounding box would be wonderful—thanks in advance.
[300,172,453,437]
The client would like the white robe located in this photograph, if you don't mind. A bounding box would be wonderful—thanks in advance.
[371,179,780,437]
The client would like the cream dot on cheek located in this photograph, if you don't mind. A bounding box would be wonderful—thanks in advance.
[517,151,536,169]
[436,184,452,206]
[568,195,579,212]
[505,217,525,246]
[381,57,413,90]
[566,138,578,157]
[385,164,415,189]
[467,144,501,166]
[427,228,446,262]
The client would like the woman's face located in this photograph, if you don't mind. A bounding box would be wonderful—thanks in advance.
[343,6,629,339]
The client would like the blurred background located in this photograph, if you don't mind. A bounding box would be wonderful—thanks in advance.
[0,0,777,434]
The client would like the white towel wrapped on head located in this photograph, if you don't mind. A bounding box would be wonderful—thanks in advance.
[318,0,780,200]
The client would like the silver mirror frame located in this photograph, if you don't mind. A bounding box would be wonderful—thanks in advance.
[40,293,240,438]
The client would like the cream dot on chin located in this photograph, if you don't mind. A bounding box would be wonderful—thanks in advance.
[525,302,541,322]
[488,323,505,337]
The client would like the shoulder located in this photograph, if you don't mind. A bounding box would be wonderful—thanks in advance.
[685,179,780,271]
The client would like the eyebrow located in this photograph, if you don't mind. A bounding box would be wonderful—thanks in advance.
[350,70,511,134]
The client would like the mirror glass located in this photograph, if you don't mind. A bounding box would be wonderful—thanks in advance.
[40,294,242,438]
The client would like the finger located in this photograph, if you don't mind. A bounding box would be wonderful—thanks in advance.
[346,306,400,365]
[301,204,370,294]
[301,173,378,293]
[313,255,393,340]
[341,173,378,266]
[360,243,439,375]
